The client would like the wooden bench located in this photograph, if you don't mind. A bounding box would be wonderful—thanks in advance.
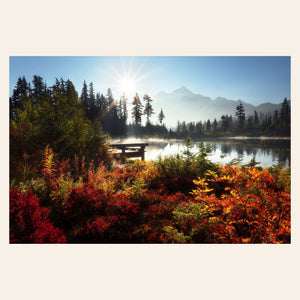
[110,143,149,161]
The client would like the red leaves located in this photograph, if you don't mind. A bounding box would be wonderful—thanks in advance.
[190,166,291,243]
[10,189,66,243]
[10,150,290,243]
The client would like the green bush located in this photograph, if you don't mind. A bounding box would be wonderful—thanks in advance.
[154,137,219,193]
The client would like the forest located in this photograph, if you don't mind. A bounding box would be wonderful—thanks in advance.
[9,76,291,243]
[10,76,291,139]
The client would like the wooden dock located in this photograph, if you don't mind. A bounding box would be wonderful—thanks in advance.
[110,143,149,161]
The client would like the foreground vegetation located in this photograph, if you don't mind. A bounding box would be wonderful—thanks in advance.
[9,76,291,243]
[10,140,290,244]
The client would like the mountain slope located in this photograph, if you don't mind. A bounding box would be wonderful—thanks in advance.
[153,87,287,126]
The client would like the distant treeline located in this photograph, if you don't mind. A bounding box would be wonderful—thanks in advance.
[10,76,290,140]
[173,99,290,138]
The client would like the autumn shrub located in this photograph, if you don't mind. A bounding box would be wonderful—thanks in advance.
[163,166,291,243]
[10,189,66,243]
[133,192,189,243]
[9,141,290,244]
[154,138,219,194]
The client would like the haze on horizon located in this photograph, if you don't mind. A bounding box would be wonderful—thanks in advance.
[10,56,290,104]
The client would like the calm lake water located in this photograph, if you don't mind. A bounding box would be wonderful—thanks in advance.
[112,137,291,167]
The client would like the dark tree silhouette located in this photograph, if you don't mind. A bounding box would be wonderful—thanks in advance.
[235,101,246,130]
[158,108,165,125]
[143,94,154,125]
[132,93,143,126]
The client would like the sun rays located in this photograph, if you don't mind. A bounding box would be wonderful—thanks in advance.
[100,57,155,101]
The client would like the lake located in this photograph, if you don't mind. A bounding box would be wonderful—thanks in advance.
[111,137,291,167]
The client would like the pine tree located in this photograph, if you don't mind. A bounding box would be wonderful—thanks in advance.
[80,80,88,115]
[221,115,229,132]
[158,108,165,125]
[254,110,259,127]
[96,93,107,119]
[206,119,211,132]
[105,88,119,135]
[212,118,218,132]
[280,98,290,127]
[87,82,97,121]
[280,97,290,135]
[235,101,246,130]
[32,75,47,103]
[143,94,154,125]
[132,93,143,126]
[195,121,203,135]
[10,76,31,120]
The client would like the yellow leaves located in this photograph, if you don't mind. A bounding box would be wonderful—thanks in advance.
[193,177,208,187]
[242,238,251,243]
[205,170,218,180]
[229,189,239,199]
[192,177,214,198]
[224,207,231,215]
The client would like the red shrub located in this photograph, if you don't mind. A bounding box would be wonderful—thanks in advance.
[63,184,108,226]
[10,189,66,243]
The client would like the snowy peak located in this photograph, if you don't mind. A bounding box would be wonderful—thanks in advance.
[172,86,194,95]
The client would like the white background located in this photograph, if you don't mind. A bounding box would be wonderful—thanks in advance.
[1,1,299,299]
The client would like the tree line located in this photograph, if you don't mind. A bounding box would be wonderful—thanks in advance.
[10,75,290,143]
[10,76,167,138]
[173,99,290,138]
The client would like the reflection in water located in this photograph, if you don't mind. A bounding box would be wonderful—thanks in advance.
[145,138,290,167]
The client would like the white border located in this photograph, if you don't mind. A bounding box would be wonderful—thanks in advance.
[1,1,299,300]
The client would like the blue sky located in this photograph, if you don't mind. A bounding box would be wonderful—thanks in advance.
[9,56,290,105]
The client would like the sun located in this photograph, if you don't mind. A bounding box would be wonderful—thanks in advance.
[120,78,135,95]
[103,57,156,100]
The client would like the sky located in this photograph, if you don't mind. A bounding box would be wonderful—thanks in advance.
[9,56,290,105]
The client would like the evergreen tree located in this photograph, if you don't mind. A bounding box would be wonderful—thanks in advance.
[195,121,203,135]
[188,122,195,134]
[87,82,97,120]
[66,80,78,102]
[80,80,88,115]
[280,98,290,135]
[143,94,154,125]
[10,78,107,163]
[158,108,165,125]
[96,93,107,120]
[10,76,31,120]
[105,88,119,135]
[132,93,143,126]
[235,101,246,130]
[221,115,229,132]
[212,118,218,132]
[280,98,290,127]
[32,75,47,103]
[206,119,211,132]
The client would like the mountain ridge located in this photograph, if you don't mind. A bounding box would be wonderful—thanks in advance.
[153,86,289,126]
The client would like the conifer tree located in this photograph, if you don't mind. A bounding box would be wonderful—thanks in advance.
[158,108,165,125]
[10,76,31,120]
[143,94,154,125]
[206,119,211,132]
[212,118,218,132]
[235,101,246,130]
[254,110,259,127]
[80,80,88,114]
[132,93,143,126]
[88,82,97,120]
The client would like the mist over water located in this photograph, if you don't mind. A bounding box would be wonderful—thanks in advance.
[111,137,290,167]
